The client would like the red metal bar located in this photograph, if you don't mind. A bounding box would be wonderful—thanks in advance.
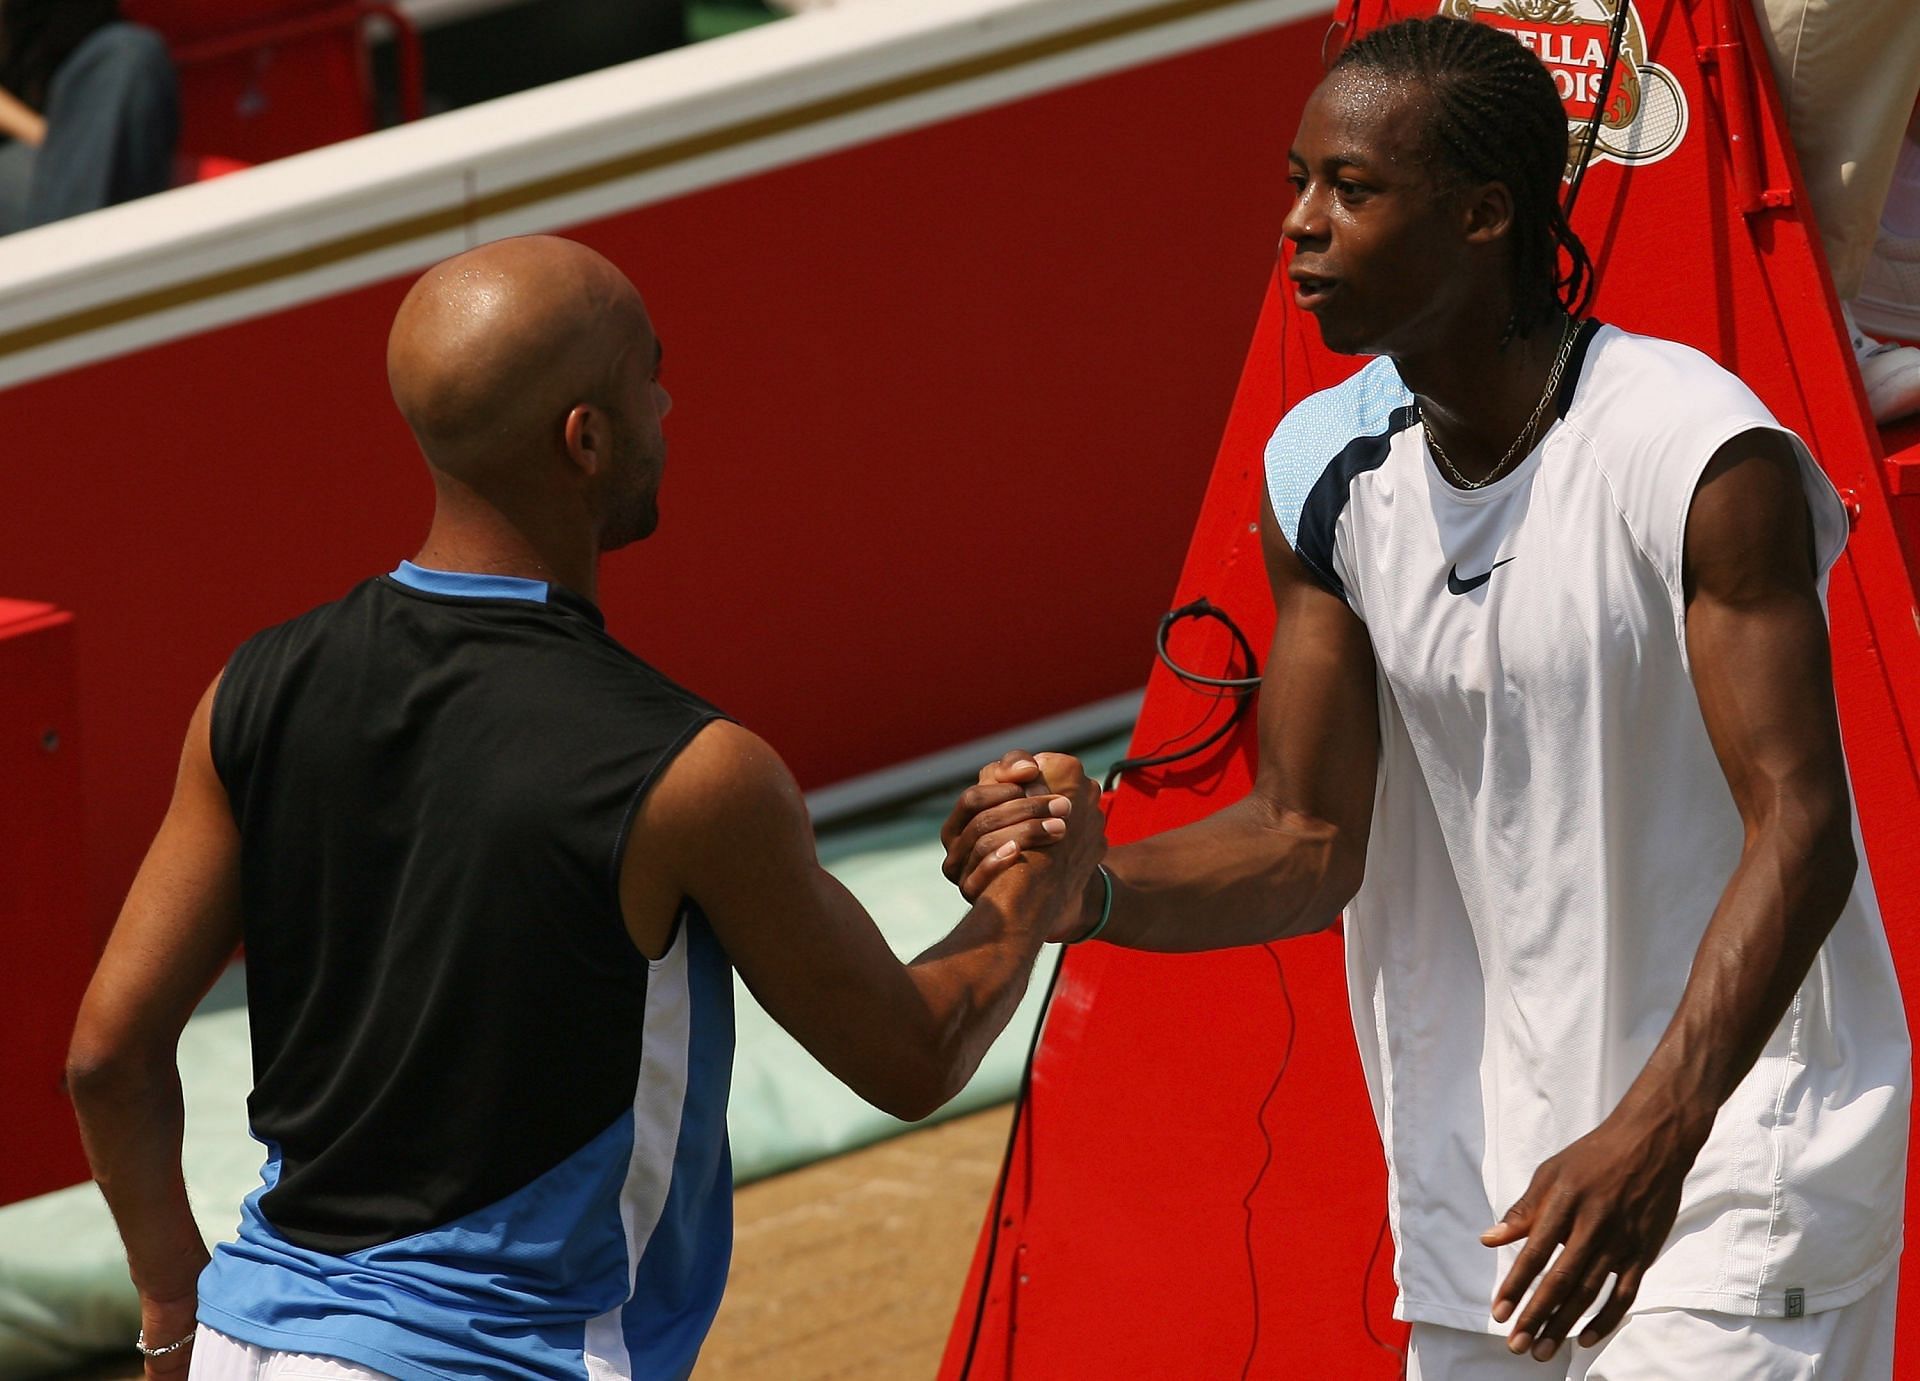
[173,4,360,66]
[0,601,91,1207]
[363,3,425,124]
[169,1,426,127]
[1702,0,1766,215]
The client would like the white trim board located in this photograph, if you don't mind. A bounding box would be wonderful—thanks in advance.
[0,0,1322,390]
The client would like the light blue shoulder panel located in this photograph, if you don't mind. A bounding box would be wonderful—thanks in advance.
[1263,357,1410,547]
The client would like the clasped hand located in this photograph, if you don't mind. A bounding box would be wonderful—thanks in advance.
[939,750,1105,941]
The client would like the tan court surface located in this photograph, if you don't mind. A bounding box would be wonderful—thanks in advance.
[61,1104,1014,1381]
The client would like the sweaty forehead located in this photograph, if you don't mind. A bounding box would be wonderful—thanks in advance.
[1298,70,1433,168]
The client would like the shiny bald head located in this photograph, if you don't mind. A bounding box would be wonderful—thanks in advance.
[388,236,668,549]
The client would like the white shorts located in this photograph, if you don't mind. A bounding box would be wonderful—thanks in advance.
[186,1327,398,1381]
[1407,1267,1897,1381]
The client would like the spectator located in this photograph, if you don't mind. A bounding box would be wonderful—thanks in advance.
[0,0,177,235]
[1755,0,1920,422]
[1855,100,1920,351]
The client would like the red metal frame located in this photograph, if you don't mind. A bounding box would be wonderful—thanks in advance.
[122,0,428,158]
[168,3,425,125]
[0,602,90,1209]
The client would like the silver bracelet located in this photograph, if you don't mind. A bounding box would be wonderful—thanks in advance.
[135,1327,197,1358]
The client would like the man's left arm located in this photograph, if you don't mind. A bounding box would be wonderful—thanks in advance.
[68,676,243,1375]
[1486,429,1859,1362]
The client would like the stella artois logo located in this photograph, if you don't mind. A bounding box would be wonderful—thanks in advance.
[1440,0,1689,171]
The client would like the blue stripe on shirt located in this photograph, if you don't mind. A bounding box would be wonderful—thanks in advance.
[389,561,550,603]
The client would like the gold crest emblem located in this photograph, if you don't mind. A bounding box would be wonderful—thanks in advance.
[1440,0,1689,172]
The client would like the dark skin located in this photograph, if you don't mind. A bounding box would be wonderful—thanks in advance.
[1480,430,1854,1358]
[1284,70,1575,479]
[947,74,1860,1360]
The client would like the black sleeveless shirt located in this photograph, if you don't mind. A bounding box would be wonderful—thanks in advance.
[211,565,723,1253]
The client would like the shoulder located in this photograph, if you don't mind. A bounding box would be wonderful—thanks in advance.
[1264,356,1414,548]
[1565,326,1836,582]
[1265,356,1412,471]
[1567,325,1778,450]
[1565,325,1793,502]
[217,581,376,710]
[210,584,373,787]
[564,622,729,741]
[656,717,783,787]
[229,577,378,656]
[634,719,810,870]
[581,628,726,724]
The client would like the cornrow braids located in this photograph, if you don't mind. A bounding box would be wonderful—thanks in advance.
[1331,15,1597,340]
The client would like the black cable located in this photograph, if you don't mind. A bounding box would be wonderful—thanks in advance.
[1153,598,1265,688]
[1361,1211,1409,1372]
[955,945,1066,1381]
[1104,598,1262,791]
[1237,943,1296,1380]
[1561,0,1633,222]
[957,596,1263,1377]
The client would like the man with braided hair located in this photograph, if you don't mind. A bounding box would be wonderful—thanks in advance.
[945,16,1907,1376]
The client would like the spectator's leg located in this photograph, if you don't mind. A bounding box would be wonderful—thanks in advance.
[1754,0,1920,300]
[0,139,36,235]
[1854,101,1920,345]
[23,23,178,229]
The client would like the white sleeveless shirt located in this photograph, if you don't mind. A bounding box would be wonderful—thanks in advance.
[1266,322,1909,1330]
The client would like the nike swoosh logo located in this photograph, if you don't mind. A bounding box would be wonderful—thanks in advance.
[1446,557,1515,595]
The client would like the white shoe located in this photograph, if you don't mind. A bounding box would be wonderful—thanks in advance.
[1855,228,1920,344]
[1860,338,1920,424]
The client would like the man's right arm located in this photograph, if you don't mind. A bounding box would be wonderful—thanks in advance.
[949,486,1380,952]
[622,722,1104,1122]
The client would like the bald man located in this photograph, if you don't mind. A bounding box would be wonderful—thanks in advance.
[66,236,1103,1381]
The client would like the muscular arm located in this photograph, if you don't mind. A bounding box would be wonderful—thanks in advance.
[1626,433,1855,1138]
[951,487,1380,952]
[1491,429,1859,1359]
[68,678,244,1373]
[622,722,1103,1122]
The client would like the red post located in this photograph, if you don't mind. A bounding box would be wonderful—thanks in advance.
[0,600,93,1207]
[1704,0,1769,215]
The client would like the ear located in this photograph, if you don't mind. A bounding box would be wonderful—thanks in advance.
[563,403,607,477]
[1461,179,1515,247]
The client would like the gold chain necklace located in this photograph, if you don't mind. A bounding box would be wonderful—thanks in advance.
[1421,317,1580,491]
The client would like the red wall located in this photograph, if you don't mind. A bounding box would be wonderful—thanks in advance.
[0,21,1307,945]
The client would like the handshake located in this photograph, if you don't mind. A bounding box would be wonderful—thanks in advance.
[938,750,1110,945]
